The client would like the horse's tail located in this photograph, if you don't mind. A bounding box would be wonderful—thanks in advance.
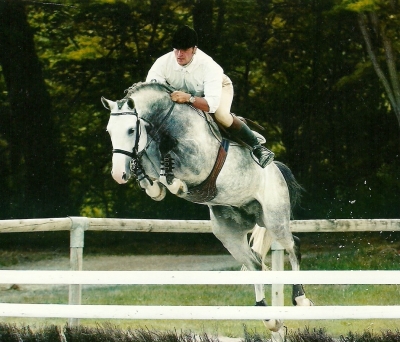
[274,161,304,210]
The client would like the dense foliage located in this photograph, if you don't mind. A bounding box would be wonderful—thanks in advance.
[0,0,398,220]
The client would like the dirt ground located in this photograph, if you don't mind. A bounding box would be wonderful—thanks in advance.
[1,254,241,271]
[0,254,242,292]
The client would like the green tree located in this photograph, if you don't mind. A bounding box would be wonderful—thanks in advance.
[25,0,209,219]
[0,0,397,221]
[0,0,70,218]
[340,0,400,131]
[239,0,399,218]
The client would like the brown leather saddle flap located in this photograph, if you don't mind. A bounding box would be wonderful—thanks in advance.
[184,139,229,203]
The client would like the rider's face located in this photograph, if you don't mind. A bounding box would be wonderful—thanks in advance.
[174,47,196,66]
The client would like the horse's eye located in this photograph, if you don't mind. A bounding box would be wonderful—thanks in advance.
[128,128,135,135]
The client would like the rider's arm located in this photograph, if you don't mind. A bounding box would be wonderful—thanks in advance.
[170,91,210,111]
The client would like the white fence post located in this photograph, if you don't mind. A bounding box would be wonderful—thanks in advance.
[271,241,285,341]
[68,216,88,327]
[271,241,284,306]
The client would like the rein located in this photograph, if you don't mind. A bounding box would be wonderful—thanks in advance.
[136,102,176,159]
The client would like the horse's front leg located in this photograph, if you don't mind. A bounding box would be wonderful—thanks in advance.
[138,178,167,201]
[132,158,167,201]
[159,153,188,196]
[158,176,188,196]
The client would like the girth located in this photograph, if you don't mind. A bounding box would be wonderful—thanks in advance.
[184,138,230,203]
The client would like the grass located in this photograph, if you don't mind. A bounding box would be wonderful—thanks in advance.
[0,230,399,339]
[0,323,222,342]
[1,283,400,337]
[2,323,400,342]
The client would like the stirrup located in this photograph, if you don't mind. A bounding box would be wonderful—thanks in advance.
[251,146,274,168]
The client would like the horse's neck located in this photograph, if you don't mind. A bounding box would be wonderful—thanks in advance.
[165,106,210,143]
[134,88,218,179]
[164,107,220,179]
[132,87,169,117]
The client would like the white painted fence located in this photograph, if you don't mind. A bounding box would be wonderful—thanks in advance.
[0,218,399,326]
[1,270,400,321]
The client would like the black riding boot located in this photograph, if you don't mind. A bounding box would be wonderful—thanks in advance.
[226,116,274,168]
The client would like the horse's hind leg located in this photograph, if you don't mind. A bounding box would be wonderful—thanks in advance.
[209,205,283,332]
[277,234,313,306]
[209,205,263,292]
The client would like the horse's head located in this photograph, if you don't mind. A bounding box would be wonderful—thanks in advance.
[102,96,149,184]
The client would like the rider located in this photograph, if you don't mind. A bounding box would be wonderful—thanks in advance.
[146,25,274,168]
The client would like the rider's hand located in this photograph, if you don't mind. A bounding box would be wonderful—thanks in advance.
[171,91,190,104]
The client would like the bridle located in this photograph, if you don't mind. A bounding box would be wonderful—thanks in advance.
[111,102,176,159]
[111,81,178,159]
[111,108,141,160]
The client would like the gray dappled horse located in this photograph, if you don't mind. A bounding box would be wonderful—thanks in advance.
[102,81,312,332]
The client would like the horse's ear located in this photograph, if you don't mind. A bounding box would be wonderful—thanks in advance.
[126,98,134,110]
[101,97,116,111]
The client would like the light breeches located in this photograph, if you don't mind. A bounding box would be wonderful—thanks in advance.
[214,74,234,127]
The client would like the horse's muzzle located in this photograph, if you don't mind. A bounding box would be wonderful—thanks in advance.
[111,153,132,184]
[111,169,130,184]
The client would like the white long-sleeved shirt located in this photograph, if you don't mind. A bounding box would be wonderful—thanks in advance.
[146,48,224,113]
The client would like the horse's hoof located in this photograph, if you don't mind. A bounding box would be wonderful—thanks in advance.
[255,299,284,332]
[255,299,267,306]
[174,180,188,196]
[263,319,283,332]
[150,184,166,201]
[294,294,314,306]
[292,284,314,306]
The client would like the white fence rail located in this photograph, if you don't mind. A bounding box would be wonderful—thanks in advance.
[1,270,400,285]
[1,270,400,321]
[1,218,400,326]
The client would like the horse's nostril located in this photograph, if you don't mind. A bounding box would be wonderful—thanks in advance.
[122,172,127,181]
